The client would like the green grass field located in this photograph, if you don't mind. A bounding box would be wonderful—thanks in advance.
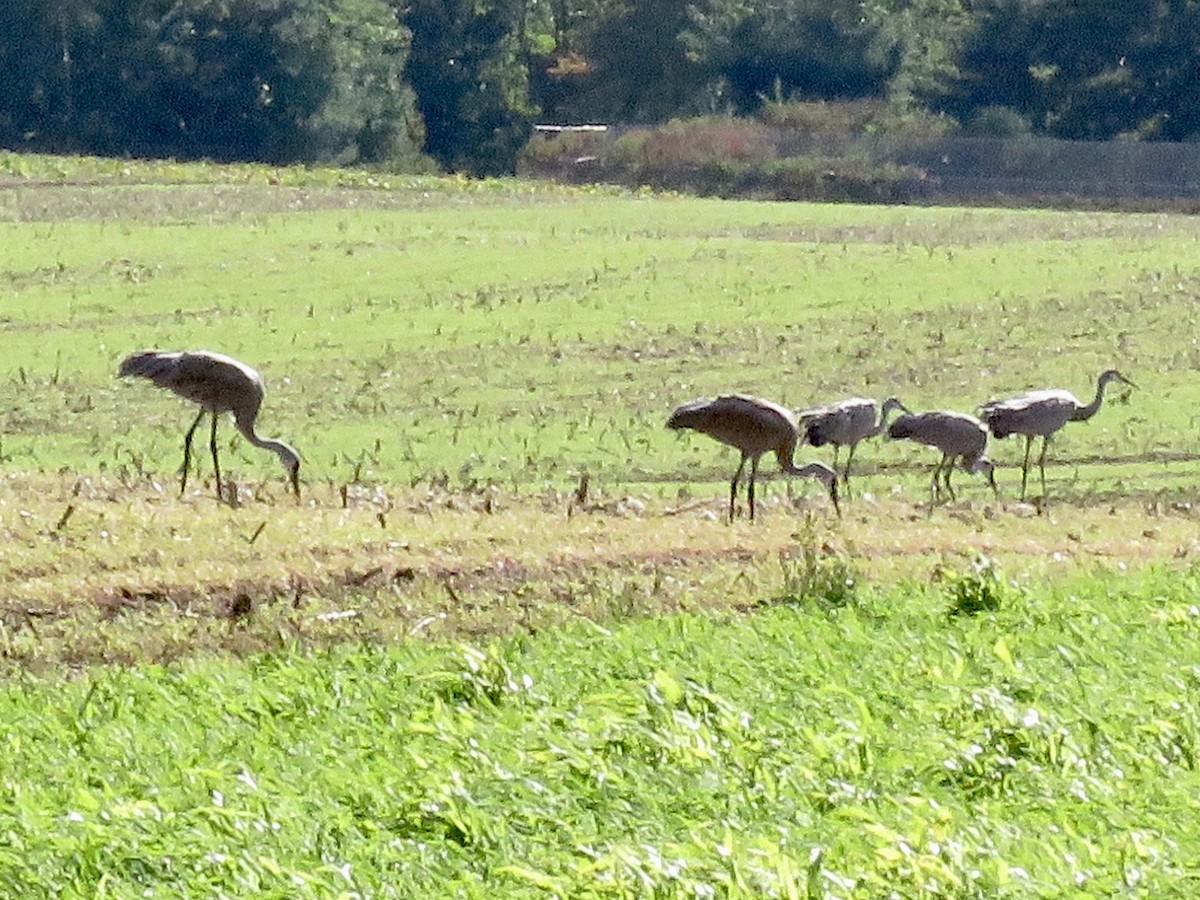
[3,153,1200,896]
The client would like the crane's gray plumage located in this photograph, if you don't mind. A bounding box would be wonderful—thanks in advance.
[799,396,908,497]
[667,394,839,521]
[978,368,1135,500]
[888,410,997,505]
[119,350,301,499]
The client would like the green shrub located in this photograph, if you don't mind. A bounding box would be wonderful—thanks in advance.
[968,106,1034,138]
[518,112,931,201]
[636,117,778,167]
[942,555,1009,618]
[757,99,956,141]
[757,98,888,135]
[768,539,860,610]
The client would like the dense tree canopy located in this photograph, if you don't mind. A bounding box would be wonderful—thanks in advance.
[0,0,420,164]
[3,0,1200,173]
[400,0,532,174]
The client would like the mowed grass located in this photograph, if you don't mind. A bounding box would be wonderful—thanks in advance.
[3,158,1199,494]
[4,155,1200,894]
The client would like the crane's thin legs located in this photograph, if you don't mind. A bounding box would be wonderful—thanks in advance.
[729,455,747,524]
[943,457,957,502]
[1019,436,1034,500]
[843,443,857,499]
[181,408,205,495]
[209,411,223,500]
[747,455,760,521]
[926,458,944,517]
[1037,437,1050,498]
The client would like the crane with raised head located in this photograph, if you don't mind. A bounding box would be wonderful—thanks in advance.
[978,368,1135,500]
[119,350,301,500]
[888,409,997,506]
[667,394,839,522]
[799,396,908,497]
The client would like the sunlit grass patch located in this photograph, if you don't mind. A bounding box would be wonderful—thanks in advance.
[3,566,1200,894]
[3,153,1200,894]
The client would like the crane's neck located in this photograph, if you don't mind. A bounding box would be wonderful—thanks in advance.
[777,454,839,513]
[237,421,291,456]
[778,456,806,475]
[776,447,833,483]
[236,419,301,486]
[1072,374,1112,421]
[775,441,799,474]
[870,401,905,437]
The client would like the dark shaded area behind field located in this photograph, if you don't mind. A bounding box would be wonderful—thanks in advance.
[527,128,1200,208]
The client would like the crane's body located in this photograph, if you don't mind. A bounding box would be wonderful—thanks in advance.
[799,396,907,496]
[119,350,301,499]
[978,369,1134,499]
[667,394,839,521]
[888,409,996,505]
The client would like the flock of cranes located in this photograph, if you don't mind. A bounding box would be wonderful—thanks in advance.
[669,368,1135,521]
[117,348,1134,523]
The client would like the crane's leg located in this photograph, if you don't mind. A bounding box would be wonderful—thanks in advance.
[943,457,957,502]
[180,408,205,495]
[1019,436,1034,500]
[843,443,857,500]
[1037,437,1050,498]
[209,411,223,500]
[929,458,943,504]
[729,455,747,524]
[747,455,760,522]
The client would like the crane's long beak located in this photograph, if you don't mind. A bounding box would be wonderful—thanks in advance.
[829,478,842,518]
[289,466,301,500]
[1121,375,1139,389]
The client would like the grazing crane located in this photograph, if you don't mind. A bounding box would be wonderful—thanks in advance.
[977,368,1135,500]
[799,396,908,497]
[118,350,301,500]
[667,394,840,522]
[887,410,997,506]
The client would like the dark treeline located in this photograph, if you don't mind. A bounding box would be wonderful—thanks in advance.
[3,0,1200,176]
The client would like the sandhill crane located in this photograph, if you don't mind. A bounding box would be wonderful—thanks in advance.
[799,396,908,497]
[118,350,301,500]
[667,394,839,522]
[978,368,1135,500]
[887,410,997,506]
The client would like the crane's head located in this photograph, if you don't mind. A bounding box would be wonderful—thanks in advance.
[881,396,910,416]
[963,455,998,495]
[666,397,714,432]
[1100,369,1137,390]
[273,443,301,499]
[800,461,841,518]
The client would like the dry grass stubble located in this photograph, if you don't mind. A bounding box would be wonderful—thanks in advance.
[0,469,1193,671]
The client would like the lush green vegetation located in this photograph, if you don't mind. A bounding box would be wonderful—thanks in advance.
[5,566,1200,896]
[2,155,1200,894]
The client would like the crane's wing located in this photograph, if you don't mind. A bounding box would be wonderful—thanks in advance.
[119,350,264,412]
[800,397,876,446]
[978,390,1078,437]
